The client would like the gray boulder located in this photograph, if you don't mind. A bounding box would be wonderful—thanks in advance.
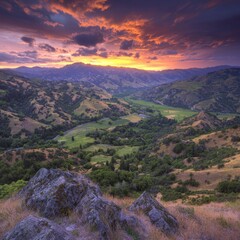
[18,168,137,240]
[129,191,178,234]
[2,215,74,240]
[19,168,97,218]
[76,187,122,240]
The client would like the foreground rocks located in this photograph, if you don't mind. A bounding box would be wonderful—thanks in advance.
[19,168,97,218]
[3,168,179,239]
[19,168,129,239]
[2,215,74,240]
[129,192,179,234]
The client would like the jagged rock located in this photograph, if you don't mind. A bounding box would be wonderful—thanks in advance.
[19,168,95,218]
[18,168,137,240]
[129,191,178,234]
[2,215,74,240]
[76,186,123,240]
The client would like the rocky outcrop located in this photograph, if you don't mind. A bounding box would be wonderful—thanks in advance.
[18,168,139,240]
[2,215,74,240]
[76,186,123,239]
[19,168,93,218]
[3,169,178,239]
[129,192,178,234]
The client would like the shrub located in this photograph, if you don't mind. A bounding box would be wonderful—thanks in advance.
[173,143,185,154]
[0,180,27,199]
[217,180,240,193]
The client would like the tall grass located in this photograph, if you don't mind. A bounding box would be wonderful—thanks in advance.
[0,198,34,238]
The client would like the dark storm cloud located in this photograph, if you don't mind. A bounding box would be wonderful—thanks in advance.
[73,31,104,47]
[72,47,108,58]
[120,40,133,50]
[116,51,133,57]
[39,43,56,52]
[72,48,98,56]
[21,36,35,46]
[0,0,80,39]
[101,0,240,52]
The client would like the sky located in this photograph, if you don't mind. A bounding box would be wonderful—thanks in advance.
[0,0,240,70]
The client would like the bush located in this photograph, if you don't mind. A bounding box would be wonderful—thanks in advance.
[173,143,185,154]
[0,180,27,199]
[217,180,240,193]
[183,178,200,187]
[89,168,118,186]
[231,136,240,142]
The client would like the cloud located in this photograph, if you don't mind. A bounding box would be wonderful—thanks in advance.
[39,43,56,52]
[1,0,240,67]
[159,50,178,55]
[0,51,40,63]
[21,36,35,46]
[72,47,108,58]
[73,31,104,47]
[98,51,108,58]
[115,51,133,57]
[17,50,38,58]
[148,56,158,60]
[0,51,66,64]
[58,55,72,62]
[120,40,134,50]
[134,52,140,59]
[72,48,98,56]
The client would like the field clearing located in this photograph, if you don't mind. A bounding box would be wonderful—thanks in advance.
[91,154,112,163]
[57,117,130,149]
[116,146,139,157]
[122,114,142,123]
[125,98,196,122]
[74,98,109,117]
[84,144,116,152]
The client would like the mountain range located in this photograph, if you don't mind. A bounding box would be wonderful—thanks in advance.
[7,63,234,94]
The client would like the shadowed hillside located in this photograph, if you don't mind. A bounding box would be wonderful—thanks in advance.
[143,68,240,113]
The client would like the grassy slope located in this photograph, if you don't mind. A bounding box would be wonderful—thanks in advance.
[125,98,196,122]
[57,116,141,149]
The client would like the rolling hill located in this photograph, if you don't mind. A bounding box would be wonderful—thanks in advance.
[143,68,240,113]
[0,70,129,139]
[7,63,233,94]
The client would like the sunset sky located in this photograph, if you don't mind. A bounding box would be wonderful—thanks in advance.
[0,0,240,70]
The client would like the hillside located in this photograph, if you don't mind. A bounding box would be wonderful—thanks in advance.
[143,68,240,113]
[0,70,130,148]
[8,64,232,94]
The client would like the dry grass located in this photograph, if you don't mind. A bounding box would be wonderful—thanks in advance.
[176,167,240,190]
[0,198,34,239]
[104,194,135,208]
[1,195,239,240]
[105,195,240,240]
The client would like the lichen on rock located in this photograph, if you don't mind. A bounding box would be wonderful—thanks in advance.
[129,191,179,234]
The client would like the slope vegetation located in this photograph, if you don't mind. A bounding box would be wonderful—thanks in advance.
[144,68,240,113]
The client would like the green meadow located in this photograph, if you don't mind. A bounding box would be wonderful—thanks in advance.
[57,117,130,149]
[125,98,196,122]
